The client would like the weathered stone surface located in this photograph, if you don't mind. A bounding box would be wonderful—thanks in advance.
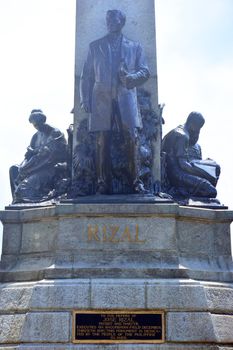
[0,280,90,311]
[1,223,21,255]
[0,280,233,347]
[167,312,216,342]
[178,206,233,221]
[30,279,90,309]
[3,279,233,314]
[1,203,232,222]
[0,283,34,311]
[1,278,233,317]
[1,204,233,282]
[91,279,146,308]
[212,314,233,342]
[177,220,232,261]
[56,216,176,251]
[0,313,69,343]
[177,220,214,255]
[0,315,26,343]
[167,311,233,343]
[20,206,56,221]
[167,312,233,344]
[21,221,58,254]
[205,285,233,312]
[213,223,232,255]
[147,281,208,310]
[21,312,70,342]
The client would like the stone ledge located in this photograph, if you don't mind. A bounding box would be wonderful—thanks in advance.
[0,312,70,343]
[1,265,233,283]
[167,312,233,343]
[1,279,233,313]
[1,203,233,224]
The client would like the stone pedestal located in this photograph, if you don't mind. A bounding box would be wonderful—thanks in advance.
[0,203,233,348]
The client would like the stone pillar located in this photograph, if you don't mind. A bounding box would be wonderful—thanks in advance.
[73,0,160,186]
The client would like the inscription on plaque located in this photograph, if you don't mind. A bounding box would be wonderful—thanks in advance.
[73,310,165,344]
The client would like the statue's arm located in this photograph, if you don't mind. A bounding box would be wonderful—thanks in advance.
[135,43,150,83]
[178,157,210,178]
[20,129,67,176]
[80,45,94,113]
[123,43,150,89]
[24,134,38,160]
[174,134,206,178]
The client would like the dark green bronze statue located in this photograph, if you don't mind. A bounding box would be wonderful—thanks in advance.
[80,10,150,194]
[10,109,68,203]
[162,112,220,201]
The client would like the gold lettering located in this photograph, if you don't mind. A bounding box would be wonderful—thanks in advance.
[109,226,120,243]
[87,224,146,243]
[87,225,100,241]
[134,224,146,243]
[102,225,108,242]
[120,226,132,242]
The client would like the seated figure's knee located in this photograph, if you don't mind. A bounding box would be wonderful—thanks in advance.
[198,180,217,198]
[9,165,19,179]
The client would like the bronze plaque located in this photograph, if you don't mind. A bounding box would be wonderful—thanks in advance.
[73,310,165,344]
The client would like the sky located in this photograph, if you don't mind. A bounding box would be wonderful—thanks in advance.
[0,0,233,252]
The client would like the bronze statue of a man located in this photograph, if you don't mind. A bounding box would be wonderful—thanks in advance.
[162,112,220,199]
[80,9,150,194]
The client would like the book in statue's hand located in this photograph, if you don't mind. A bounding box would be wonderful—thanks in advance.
[190,159,218,181]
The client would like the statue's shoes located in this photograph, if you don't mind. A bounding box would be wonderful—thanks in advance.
[133,181,149,195]
[96,182,109,195]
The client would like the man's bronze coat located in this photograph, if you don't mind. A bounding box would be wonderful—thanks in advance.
[80,35,150,132]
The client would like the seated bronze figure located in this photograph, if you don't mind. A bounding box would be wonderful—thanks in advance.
[10,109,68,203]
[161,112,220,201]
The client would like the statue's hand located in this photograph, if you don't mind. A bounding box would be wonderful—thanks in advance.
[119,74,135,89]
[24,147,34,160]
[18,165,28,179]
[38,146,49,156]
[125,74,137,89]
[81,102,90,113]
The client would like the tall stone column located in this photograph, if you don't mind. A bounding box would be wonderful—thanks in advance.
[73,0,161,189]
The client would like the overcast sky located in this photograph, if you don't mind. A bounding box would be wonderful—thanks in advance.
[0,0,233,250]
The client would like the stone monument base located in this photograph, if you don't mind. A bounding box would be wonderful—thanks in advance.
[0,278,233,348]
[0,203,233,348]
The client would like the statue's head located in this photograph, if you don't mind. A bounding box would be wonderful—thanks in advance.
[29,109,46,131]
[185,112,205,145]
[106,10,126,33]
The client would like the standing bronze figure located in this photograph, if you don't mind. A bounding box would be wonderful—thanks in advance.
[80,10,150,194]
